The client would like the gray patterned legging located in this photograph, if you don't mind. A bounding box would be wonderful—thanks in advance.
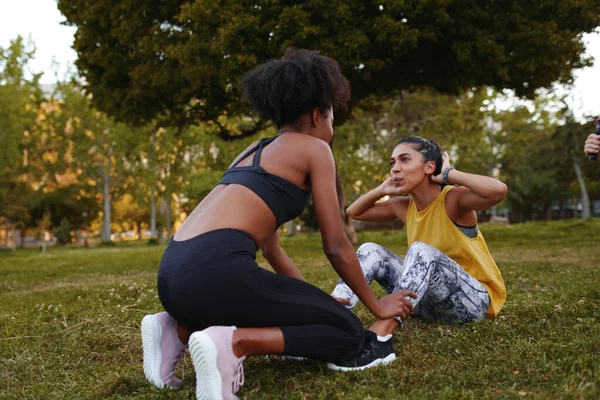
[331,242,490,324]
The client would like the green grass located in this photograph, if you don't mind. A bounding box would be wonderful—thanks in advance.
[1,220,599,399]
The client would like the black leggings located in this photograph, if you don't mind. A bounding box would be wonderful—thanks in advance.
[157,229,364,361]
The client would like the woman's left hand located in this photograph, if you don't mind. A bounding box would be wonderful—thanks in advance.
[333,296,352,306]
[431,151,452,184]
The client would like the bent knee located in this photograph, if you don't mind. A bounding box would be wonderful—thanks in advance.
[407,241,435,256]
[357,242,384,257]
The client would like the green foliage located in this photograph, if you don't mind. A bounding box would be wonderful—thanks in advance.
[179,124,276,211]
[0,37,42,170]
[54,218,72,245]
[492,94,600,220]
[29,185,98,230]
[499,115,563,219]
[182,170,223,213]
[1,220,599,398]
[58,0,600,130]
[112,193,151,237]
[53,0,600,225]
[0,37,43,226]
[554,118,600,197]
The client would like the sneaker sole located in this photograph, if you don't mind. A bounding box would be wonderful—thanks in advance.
[141,314,165,389]
[189,331,222,400]
[326,353,397,372]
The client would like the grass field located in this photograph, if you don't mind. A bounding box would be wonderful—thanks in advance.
[1,220,599,399]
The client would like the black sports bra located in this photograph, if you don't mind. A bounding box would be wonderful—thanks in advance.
[218,136,311,228]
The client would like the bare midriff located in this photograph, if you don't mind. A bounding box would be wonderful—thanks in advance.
[172,184,277,248]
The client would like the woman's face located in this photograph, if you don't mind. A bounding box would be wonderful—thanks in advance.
[389,143,434,195]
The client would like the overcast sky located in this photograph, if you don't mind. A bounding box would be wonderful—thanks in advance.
[1,0,598,120]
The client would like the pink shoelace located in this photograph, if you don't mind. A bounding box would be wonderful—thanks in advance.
[232,362,245,393]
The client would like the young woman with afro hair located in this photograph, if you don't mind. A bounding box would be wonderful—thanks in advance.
[140,49,415,399]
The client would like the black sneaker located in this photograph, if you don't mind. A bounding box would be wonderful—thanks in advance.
[327,331,396,371]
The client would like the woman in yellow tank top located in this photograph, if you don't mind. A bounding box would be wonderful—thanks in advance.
[331,136,508,367]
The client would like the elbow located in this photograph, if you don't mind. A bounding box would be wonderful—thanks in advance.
[323,244,342,260]
[497,182,508,201]
[323,238,347,260]
[491,182,508,204]
[261,244,274,259]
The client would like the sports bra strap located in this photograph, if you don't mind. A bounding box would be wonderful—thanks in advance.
[251,140,264,167]
[229,136,279,170]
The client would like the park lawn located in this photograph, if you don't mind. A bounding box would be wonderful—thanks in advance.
[1,219,599,399]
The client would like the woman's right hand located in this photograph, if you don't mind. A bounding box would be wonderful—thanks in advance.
[378,177,398,196]
[374,290,417,320]
[584,133,600,155]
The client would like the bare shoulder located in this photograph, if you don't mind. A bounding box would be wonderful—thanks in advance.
[280,135,334,167]
[444,186,465,213]
[445,186,469,203]
[387,196,410,220]
[285,133,331,152]
[444,186,477,224]
[388,196,410,208]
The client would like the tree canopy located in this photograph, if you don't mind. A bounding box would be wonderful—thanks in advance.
[0,37,43,229]
[58,0,600,134]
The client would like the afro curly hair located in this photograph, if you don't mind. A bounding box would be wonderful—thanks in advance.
[241,48,351,128]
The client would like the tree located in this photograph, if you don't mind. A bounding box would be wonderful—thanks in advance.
[58,0,600,131]
[0,37,43,245]
[120,122,206,241]
[55,218,73,245]
[57,0,600,235]
[494,99,566,222]
[50,82,129,243]
[112,192,150,239]
[553,117,599,219]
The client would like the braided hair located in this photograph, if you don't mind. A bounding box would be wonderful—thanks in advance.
[395,136,443,176]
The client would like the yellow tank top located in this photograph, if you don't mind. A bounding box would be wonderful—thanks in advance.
[406,185,506,317]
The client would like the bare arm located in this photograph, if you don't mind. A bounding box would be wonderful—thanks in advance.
[443,169,508,212]
[261,231,305,281]
[346,178,409,223]
[309,141,414,320]
[433,152,507,214]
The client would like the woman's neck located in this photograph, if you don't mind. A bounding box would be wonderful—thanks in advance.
[278,115,313,136]
[410,182,443,211]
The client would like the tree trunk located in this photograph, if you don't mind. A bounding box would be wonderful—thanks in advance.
[335,168,357,245]
[101,159,112,242]
[573,157,590,219]
[18,229,24,248]
[165,195,172,241]
[136,221,142,240]
[150,189,157,239]
[559,200,564,220]
[41,229,46,253]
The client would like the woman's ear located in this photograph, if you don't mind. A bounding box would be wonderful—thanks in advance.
[424,160,437,175]
[312,108,321,127]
